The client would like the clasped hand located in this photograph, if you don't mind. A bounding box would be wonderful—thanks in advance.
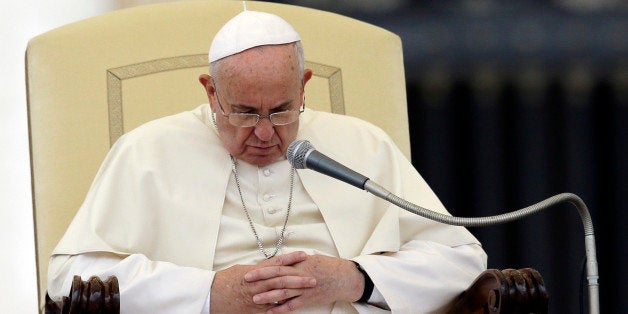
[210,251,364,313]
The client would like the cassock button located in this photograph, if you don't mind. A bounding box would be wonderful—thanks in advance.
[263,194,275,201]
[263,169,272,176]
[267,207,279,214]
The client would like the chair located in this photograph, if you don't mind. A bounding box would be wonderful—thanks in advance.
[26,1,545,312]
[26,0,410,307]
[43,268,548,314]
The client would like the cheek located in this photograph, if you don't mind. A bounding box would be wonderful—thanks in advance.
[235,128,255,145]
[277,123,299,146]
[218,125,249,152]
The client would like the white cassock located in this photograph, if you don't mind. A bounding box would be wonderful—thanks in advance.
[48,104,487,313]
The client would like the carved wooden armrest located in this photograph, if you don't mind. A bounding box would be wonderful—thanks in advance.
[44,268,546,313]
[447,268,549,314]
[45,275,119,314]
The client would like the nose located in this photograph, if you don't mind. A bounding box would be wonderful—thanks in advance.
[253,116,275,141]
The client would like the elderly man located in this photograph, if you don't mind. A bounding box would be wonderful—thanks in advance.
[47,10,486,313]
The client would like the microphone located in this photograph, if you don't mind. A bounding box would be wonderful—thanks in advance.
[286,139,599,314]
[286,139,369,189]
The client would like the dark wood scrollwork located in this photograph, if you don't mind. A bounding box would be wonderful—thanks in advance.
[447,268,549,314]
[45,275,119,314]
[44,268,547,313]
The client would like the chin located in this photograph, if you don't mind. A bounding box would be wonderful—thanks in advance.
[241,146,284,166]
[243,153,281,167]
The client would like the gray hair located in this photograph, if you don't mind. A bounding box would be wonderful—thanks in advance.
[210,41,305,84]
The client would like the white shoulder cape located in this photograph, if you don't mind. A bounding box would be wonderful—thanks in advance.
[53,105,479,270]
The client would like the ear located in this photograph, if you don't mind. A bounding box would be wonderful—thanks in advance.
[199,74,215,95]
[198,74,217,112]
[302,69,313,87]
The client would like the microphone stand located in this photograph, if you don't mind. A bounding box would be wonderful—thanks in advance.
[286,139,599,312]
[364,181,600,314]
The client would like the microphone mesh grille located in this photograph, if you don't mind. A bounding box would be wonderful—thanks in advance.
[287,140,314,169]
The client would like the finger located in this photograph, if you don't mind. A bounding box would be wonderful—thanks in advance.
[246,252,308,282]
[252,288,295,305]
[246,264,282,282]
[250,275,317,300]
[266,296,306,314]
[261,251,308,267]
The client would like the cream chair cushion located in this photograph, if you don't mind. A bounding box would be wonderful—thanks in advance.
[26,0,409,307]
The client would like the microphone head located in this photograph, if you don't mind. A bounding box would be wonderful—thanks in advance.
[287,140,314,169]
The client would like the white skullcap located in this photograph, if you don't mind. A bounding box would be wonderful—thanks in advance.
[209,10,301,63]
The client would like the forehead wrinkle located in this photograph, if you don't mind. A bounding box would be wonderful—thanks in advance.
[218,45,299,81]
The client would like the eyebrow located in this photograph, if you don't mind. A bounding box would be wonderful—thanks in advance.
[229,101,294,113]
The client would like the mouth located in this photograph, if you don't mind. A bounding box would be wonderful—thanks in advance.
[248,145,277,154]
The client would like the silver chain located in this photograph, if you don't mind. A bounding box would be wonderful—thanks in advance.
[229,155,295,259]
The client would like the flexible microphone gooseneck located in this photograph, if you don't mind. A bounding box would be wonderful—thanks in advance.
[287,139,599,314]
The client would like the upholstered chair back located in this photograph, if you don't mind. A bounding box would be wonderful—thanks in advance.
[26,0,409,307]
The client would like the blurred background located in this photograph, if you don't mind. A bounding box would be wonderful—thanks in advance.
[304,1,627,313]
[1,0,625,312]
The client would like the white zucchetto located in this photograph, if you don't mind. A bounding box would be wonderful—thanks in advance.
[209,10,301,63]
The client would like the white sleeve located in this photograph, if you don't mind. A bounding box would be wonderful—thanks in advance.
[47,252,215,314]
[353,241,487,313]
